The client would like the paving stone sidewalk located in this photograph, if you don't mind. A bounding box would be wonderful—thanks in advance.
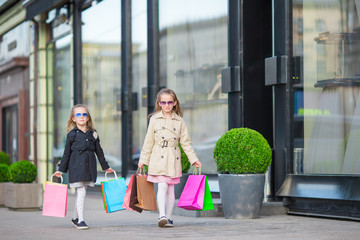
[1,193,359,240]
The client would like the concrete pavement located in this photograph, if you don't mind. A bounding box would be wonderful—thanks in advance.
[1,192,360,240]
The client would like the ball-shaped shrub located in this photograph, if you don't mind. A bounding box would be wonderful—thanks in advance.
[0,151,10,165]
[214,128,272,174]
[0,164,9,182]
[8,160,37,183]
[179,143,190,173]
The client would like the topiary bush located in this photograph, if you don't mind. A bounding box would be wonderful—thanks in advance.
[179,143,190,173]
[214,128,272,174]
[0,164,9,182]
[0,151,10,165]
[8,160,37,183]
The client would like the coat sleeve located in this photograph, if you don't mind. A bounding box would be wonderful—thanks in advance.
[94,135,110,170]
[58,131,75,173]
[179,119,199,165]
[139,117,156,166]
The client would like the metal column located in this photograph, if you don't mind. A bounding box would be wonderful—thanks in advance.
[147,0,159,116]
[121,0,133,178]
[226,0,243,129]
[73,0,83,104]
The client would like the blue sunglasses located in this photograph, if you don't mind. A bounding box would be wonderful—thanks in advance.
[75,113,88,118]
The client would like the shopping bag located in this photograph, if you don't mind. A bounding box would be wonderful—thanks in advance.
[42,175,68,218]
[177,174,205,210]
[122,174,135,211]
[135,169,157,211]
[101,172,127,213]
[177,168,214,211]
[201,176,214,211]
[129,173,143,213]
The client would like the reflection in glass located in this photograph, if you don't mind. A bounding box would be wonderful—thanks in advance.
[82,0,122,172]
[159,0,228,174]
[46,35,72,176]
[293,0,360,174]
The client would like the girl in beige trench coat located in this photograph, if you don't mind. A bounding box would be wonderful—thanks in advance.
[138,88,202,228]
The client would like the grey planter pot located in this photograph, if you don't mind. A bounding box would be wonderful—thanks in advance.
[218,173,265,219]
[175,173,189,199]
[0,182,5,206]
[4,182,43,210]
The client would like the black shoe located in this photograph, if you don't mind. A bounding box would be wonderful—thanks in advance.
[76,221,88,230]
[164,219,173,227]
[71,218,78,227]
[158,216,168,227]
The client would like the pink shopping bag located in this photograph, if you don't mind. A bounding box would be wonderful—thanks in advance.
[177,174,206,210]
[122,174,135,210]
[42,175,68,218]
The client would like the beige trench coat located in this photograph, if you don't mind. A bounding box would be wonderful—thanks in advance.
[139,111,199,178]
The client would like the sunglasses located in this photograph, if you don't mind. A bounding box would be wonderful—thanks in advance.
[75,113,89,118]
[159,101,174,106]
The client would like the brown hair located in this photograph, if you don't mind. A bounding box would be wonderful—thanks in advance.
[66,104,95,133]
[154,88,183,117]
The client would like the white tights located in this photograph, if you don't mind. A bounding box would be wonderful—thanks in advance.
[73,186,87,222]
[157,182,175,220]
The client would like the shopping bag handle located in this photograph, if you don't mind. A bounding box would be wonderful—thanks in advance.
[50,174,63,184]
[193,167,201,175]
[136,168,146,175]
[105,171,118,181]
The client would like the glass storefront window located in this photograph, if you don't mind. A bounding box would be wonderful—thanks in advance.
[293,0,360,174]
[82,0,122,172]
[46,34,72,177]
[132,0,147,167]
[159,0,228,174]
[46,4,73,178]
[2,105,18,163]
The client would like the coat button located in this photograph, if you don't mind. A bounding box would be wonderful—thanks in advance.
[177,157,179,160]
[161,156,164,158]
[174,128,176,131]
[162,127,165,129]
[162,136,164,139]
[175,147,176,150]
[86,139,88,141]
[174,137,176,140]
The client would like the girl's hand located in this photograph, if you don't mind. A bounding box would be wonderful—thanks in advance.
[105,168,114,173]
[193,161,202,168]
[138,163,144,169]
[53,171,63,178]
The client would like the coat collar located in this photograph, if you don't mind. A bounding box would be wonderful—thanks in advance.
[71,127,93,134]
[152,111,181,121]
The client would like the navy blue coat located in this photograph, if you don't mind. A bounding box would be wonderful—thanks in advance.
[58,128,110,183]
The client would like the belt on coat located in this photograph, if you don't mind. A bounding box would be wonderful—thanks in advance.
[157,140,178,148]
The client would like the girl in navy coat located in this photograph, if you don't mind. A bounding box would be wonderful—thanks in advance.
[54,104,114,230]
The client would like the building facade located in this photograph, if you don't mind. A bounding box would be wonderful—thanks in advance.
[1,0,360,220]
[0,2,30,165]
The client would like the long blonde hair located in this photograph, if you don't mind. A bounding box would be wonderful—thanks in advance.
[66,104,95,133]
[154,88,183,117]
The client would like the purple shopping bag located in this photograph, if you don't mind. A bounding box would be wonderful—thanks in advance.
[177,175,205,210]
